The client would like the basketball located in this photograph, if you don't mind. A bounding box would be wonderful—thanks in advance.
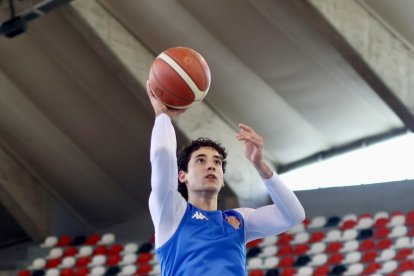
[148,47,211,109]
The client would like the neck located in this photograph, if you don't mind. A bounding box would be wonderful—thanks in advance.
[188,192,218,211]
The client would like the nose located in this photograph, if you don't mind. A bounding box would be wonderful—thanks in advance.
[207,160,216,171]
[207,165,216,171]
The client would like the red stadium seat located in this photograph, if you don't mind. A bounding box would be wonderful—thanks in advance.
[108,244,124,255]
[85,233,101,245]
[406,210,414,225]
[374,227,390,239]
[75,267,89,276]
[247,239,262,248]
[75,256,91,267]
[302,218,310,228]
[105,254,121,266]
[60,268,75,276]
[249,269,264,276]
[93,245,108,255]
[276,245,293,256]
[293,244,309,255]
[278,256,295,267]
[309,231,325,243]
[63,247,78,257]
[17,270,30,276]
[137,263,152,275]
[373,217,390,228]
[327,253,344,265]
[326,242,342,253]
[377,238,392,250]
[312,265,329,276]
[281,267,295,276]
[57,235,72,247]
[137,252,153,264]
[362,262,381,274]
[395,260,414,273]
[395,248,412,260]
[340,219,357,230]
[277,233,293,245]
[359,239,375,251]
[45,258,61,269]
[361,251,377,263]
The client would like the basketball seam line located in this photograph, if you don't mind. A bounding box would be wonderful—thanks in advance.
[158,53,208,101]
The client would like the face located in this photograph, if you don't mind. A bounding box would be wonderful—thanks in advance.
[178,147,225,194]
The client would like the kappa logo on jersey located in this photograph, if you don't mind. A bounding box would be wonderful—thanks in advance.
[192,211,208,220]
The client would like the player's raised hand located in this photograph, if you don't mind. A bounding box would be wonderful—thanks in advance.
[146,81,186,118]
[236,123,273,179]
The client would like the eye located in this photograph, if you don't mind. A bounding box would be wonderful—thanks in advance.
[214,160,222,166]
[196,158,205,163]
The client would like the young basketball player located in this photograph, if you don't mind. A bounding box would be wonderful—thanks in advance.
[147,81,305,275]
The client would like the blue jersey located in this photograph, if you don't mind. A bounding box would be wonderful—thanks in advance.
[156,203,246,275]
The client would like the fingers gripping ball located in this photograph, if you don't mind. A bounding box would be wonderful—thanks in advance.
[149,47,211,109]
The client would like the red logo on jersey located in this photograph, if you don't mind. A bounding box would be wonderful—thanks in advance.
[226,216,241,229]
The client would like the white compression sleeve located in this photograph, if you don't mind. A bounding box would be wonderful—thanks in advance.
[234,172,305,242]
[148,114,187,248]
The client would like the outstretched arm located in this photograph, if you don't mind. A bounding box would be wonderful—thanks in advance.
[235,124,305,241]
[147,82,187,248]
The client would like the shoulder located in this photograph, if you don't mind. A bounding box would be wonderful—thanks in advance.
[228,207,255,221]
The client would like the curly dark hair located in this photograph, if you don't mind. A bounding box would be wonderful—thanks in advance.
[177,138,227,200]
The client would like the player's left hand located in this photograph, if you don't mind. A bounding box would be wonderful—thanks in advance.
[236,124,273,179]
[236,124,264,166]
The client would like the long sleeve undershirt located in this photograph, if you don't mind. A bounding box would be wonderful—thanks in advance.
[149,113,305,249]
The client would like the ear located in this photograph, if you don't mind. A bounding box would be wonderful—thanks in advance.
[178,170,187,183]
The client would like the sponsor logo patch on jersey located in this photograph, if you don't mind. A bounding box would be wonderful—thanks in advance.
[226,216,241,229]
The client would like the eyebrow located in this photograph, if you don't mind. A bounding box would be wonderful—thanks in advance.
[194,153,223,160]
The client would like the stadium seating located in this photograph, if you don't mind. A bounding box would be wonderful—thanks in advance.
[16,209,414,276]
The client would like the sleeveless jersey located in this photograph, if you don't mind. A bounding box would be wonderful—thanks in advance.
[156,203,246,275]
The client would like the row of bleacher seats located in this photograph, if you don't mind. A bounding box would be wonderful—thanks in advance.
[247,246,414,268]
[17,209,414,275]
[245,209,414,275]
[40,233,118,248]
[248,259,414,276]
[248,237,414,258]
[292,210,414,232]
[18,263,159,276]
[18,233,158,276]
[247,224,414,247]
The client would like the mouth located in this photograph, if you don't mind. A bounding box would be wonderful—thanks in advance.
[205,174,217,180]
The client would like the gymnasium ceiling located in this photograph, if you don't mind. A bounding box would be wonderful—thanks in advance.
[0,0,414,247]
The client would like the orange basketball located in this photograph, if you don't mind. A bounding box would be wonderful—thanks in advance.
[149,47,211,109]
